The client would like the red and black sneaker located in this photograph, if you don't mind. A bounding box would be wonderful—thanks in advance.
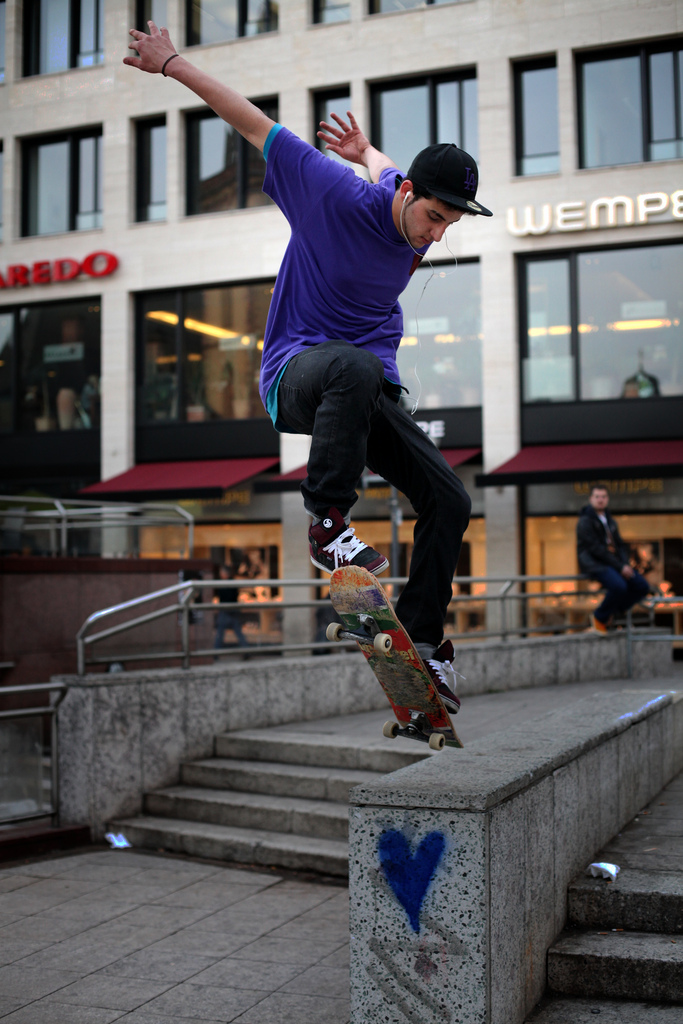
[424,640,461,714]
[309,508,389,575]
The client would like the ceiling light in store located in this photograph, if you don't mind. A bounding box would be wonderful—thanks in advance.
[146,310,179,325]
[184,318,239,340]
[608,318,672,331]
[400,336,418,347]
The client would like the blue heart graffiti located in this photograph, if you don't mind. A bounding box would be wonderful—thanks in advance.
[378,830,446,933]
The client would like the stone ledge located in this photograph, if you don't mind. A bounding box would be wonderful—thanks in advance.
[350,691,680,811]
[348,688,683,1024]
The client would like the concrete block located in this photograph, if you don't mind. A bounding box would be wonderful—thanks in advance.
[349,806,488,1024]
[595,735,621,851]
[548,929,683,1002]
[139,679,186,793]
[526,996,683,1023]
[456,646,489,697]
[489,781,557,1024]
[523,776,557,1012]
[568,869,683,934]
[113,816,349,876]
[184,674,230,761]
[90,683,143,835]
[556,641,581,686]
[528,641,559,688]
[58,687,94,827]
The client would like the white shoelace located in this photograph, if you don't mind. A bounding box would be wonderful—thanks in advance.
[427,657,465,689]
[323,526,368,568]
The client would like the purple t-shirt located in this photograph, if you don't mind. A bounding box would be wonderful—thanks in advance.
[260,127,425,419]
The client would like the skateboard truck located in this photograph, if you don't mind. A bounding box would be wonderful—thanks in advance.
[383,712,446,750]
[326,617,393,654]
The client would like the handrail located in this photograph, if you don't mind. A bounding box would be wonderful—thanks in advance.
[73,572,682,677]
[0,681,68,827]
[1,495,195,557]
[74,572,610,675]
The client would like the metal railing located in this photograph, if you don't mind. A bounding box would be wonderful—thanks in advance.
[72,572,677,676]
[0,682,68,826]
[0,495,195,558]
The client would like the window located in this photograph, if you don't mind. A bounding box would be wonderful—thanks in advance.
[23,129,102,236]
[314,88,351,164]
[187,0,278,46]
[0,299,102,434]
[137,118,167,222]
[0,312,11,432]
[370,0,460,11]
[23,0,104,76]
[521,243,683,404]
[397,260,482,409]
[137,0,168,31]
[514,58,559,176]
[313,0,350,23]
[139,281,274,424]
[578,42,683,168]
[371,71,477,175]
[186,100,276,214]
[0,1,6,82]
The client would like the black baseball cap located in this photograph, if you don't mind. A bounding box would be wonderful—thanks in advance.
[406,143,493,217]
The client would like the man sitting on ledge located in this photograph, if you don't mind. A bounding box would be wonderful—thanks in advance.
[576,484,650,634]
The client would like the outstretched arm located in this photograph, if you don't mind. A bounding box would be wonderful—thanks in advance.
[317,112,398,183]
[123,21,275,153]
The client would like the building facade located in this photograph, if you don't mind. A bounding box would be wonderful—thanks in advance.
[0,0,681,604]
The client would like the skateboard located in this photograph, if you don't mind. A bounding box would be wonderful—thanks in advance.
[327,565,463,750]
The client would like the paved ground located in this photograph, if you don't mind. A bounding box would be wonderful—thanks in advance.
[0,853,350,1023]
[1,670,681,1024]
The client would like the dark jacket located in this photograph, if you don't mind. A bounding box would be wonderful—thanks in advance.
[576,504,631,575]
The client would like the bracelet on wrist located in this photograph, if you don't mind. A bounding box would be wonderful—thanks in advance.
[161,53,180,76]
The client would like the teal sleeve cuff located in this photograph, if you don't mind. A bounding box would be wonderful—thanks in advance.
[263,123,283,161]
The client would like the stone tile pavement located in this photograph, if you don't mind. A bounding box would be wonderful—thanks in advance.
[0,850,350,1023]
[1,671,681,1023]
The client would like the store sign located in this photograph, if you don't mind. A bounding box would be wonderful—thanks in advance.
[417,419,446,442]
[0,251,119,288]
[507,190,683,237]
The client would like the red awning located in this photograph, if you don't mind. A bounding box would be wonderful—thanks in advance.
[476,440,683,487]
[81,457,279,497]
[440,447,482,468]
[255,447,481,493]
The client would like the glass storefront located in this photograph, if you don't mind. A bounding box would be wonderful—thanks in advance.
[397,260,482,409]
[0,299,101,434]
[139,281,273,424]
[522,241,683,404]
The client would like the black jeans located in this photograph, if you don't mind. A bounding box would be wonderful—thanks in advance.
[277,340,471,648]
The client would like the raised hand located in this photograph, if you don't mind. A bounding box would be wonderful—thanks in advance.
[317,111,371,166]
[123,20,177,74]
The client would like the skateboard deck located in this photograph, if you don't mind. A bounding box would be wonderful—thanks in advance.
[328,565,463,750]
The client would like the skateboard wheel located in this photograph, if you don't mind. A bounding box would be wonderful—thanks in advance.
[428,732,446,751]
[382,720,400,739]
[326,622,344,642]
[374,632,392,654]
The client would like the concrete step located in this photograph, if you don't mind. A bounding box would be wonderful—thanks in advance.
[525,996,683,1023]
[111,815,349,877]
[181,757,385,802]
[547,929,683,1003]
[568,868,683,933]
[145,785,349,840]
[214,729,429,773]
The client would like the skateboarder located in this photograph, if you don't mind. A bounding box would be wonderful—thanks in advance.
[124,22,493,713]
